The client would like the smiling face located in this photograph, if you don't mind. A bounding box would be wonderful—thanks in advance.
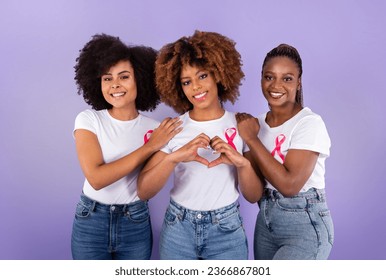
[180,64,220,113]
[261,56,301,109]
[101,60,137,111]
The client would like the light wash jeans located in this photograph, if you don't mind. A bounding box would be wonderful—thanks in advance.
[71,194,152,260]
[160,199,248,260]
[254,188,334,260]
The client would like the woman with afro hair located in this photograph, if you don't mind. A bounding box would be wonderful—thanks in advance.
[71,34,181,260]
[138,30,264,260]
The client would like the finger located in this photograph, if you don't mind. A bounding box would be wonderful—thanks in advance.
[208,157,223,168]
[164,117,182,129]
[194,156,209,167]
[159,117,172,127]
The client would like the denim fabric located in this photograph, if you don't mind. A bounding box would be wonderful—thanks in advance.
[254,188,334,260]
[71,194,152,260]
[159,199,248,260]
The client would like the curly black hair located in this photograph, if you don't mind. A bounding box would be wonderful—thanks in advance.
[155,30,244,114]
[74,33,159,111]
[262,44,303,106]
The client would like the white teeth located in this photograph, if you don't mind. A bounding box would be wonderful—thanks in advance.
[194,92,207,99]
[112,92,125,97]
[270,92,284,98]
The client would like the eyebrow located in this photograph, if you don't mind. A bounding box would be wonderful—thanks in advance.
[263,70,296,76]
[180,69,206,80]
[102,70,131,76]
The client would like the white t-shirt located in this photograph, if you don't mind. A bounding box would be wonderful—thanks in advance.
[74,109,159,204]
[161,111,248,211]
[257,107,331,192]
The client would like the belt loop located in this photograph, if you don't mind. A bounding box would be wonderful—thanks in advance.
[122,204,128,214]
[210,211,217,224]
[315,188,324,201]
[180,208,186,221]
[90,200,97,212]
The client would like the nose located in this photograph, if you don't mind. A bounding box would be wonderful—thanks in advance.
[111,79,120,89]
[192,81,202,91]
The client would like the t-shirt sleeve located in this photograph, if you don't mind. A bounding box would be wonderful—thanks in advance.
[290,115,331,157]
[73,110,97,138]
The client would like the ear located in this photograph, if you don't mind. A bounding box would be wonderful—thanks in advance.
[297,77,302,90]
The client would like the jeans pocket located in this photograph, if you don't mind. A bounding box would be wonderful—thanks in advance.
[74,201,91,218]
[217,212,242,232]
[276,197,307,212]
[319,210,334,246]
[128,204,150,223]
[164,208,180,226]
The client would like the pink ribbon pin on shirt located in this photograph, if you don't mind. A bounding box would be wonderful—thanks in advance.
[144,130,153,144]
[225,127,237,150]
[271,134,286,162]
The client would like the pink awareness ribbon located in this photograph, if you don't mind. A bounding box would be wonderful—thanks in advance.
[271,134,286,162]
[225,127,237,150]
[143,130,153,144]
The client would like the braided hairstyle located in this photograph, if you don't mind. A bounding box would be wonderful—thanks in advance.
[155,30,244,114]
[262,44,303,106]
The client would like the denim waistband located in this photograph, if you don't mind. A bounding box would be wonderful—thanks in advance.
[79,194,147,214]
[263,187,325,201]
[168,199,239,224]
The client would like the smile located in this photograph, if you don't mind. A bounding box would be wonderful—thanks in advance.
[111,92,126,97]
[269,92,284,98]
[193,91,207,99]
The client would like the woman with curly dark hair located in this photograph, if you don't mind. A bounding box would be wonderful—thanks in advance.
[138,30,264,260]
[71,34,181,260]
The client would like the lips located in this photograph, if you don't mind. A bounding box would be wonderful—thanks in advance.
[193,91,207,100]
[269,92,284,99]
[111,92,126,97]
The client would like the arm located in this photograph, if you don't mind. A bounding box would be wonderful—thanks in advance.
[208,137,264,203]
[137,133,211,200]
[75,117,182,190]
[236,113,318,197]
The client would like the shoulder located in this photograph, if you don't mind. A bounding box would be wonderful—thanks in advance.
[295,108,327,129]
[76,109,105,121]
[138,113,161,126]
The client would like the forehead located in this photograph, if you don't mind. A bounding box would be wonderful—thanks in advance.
[180,64,204,77]
[263,56,299,73]
[106,60,133,73]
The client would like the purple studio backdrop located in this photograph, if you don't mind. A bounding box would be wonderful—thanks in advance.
[1,0,385,260]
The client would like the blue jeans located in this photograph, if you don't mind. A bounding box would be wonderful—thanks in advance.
[159,199,248,260]
[254,188,334,260]
[71,194,152,260]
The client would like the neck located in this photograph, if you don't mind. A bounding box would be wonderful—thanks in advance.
[267,103,303,127]
[189,104,225,121]
[108,107,138,121]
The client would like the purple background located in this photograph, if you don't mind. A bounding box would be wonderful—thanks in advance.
[1,0,385,260]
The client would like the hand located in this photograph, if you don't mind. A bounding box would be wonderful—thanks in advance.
[208,136,249,168]
[169,133,211,166]
[146,117,182,151]
[236,112,260,143]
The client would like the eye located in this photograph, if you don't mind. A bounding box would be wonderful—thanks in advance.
[181,80,191,86]
[283,76,293,82]
[102,76,112,82]
[199,73,208,80]
[120,75,130,80]
[264,75,273,81]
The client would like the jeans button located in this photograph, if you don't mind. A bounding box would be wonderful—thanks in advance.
[197,213,202,219]
[111,206,115,211]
